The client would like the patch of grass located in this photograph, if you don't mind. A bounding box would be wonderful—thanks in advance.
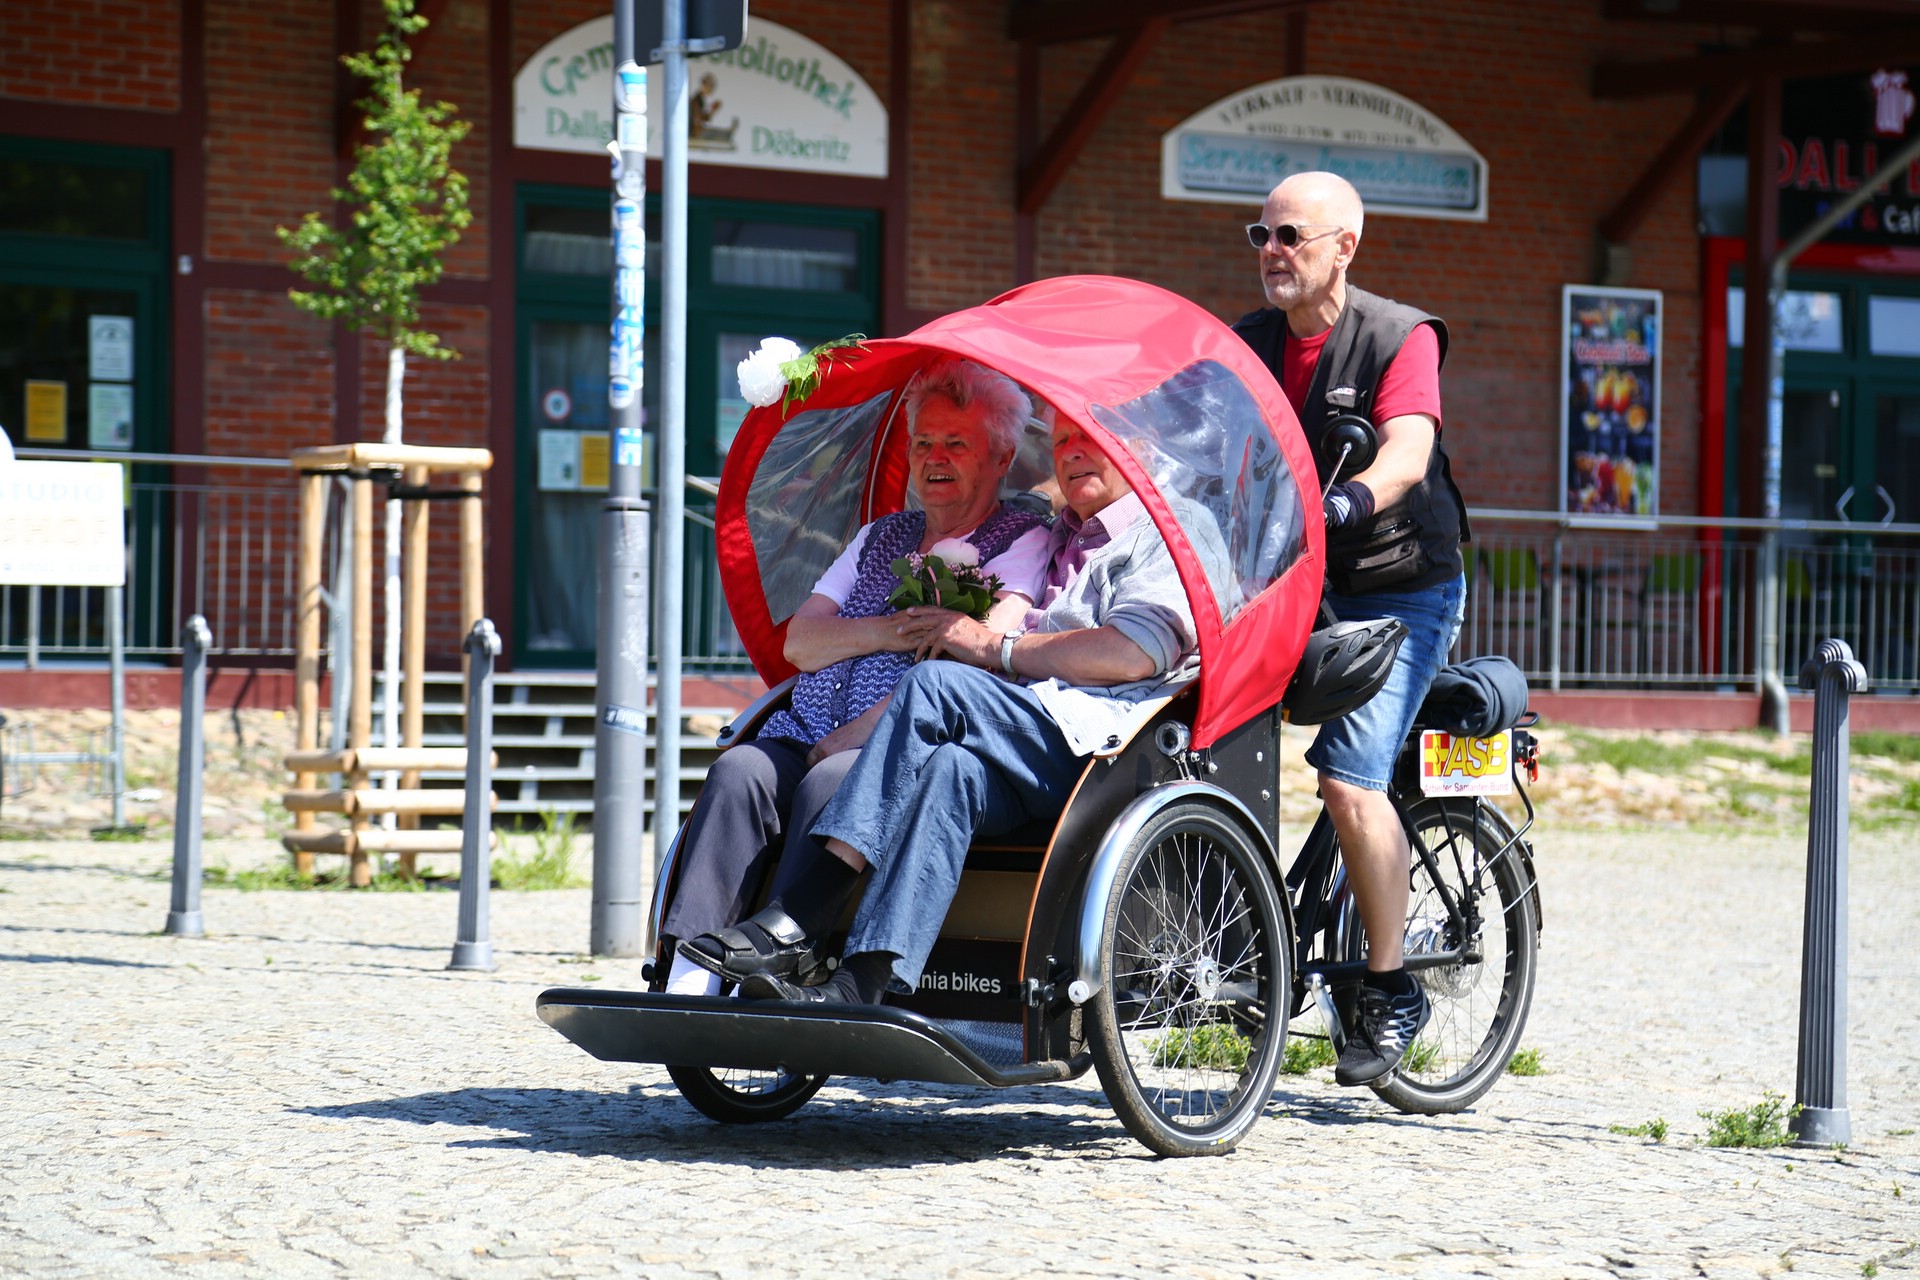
[1401,1039,1439,1074]
[492,810,586,891]
[1863,1262,1878,1278]
[1701,1090,1800,1148]
[89,823,153,843]
[194,860,426,892]
[1506,1046,1545,1076]
[1282,1035,1336,1075]
[1609,1117,1670,1143]
[1853,731,1920,766]
[1148,1024,1252,1072]
[1561,732,1703,776]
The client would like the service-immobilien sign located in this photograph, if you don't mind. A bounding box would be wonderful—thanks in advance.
[1162,76,1487,221]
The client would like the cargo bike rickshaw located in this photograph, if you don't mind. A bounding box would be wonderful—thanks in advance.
[538,276,1542,1157]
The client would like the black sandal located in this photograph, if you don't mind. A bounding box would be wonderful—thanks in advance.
[678,905,827,984]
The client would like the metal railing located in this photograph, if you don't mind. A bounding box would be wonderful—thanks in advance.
[1458,510,1920,695]
[3,451,299,663]
[7,450,1916,696]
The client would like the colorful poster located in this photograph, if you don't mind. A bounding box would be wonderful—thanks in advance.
[1560,286,1661,522]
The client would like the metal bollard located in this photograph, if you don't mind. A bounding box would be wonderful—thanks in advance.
[165,616,213,938]
[1790,637,1866,1147]
[449,618,500,972]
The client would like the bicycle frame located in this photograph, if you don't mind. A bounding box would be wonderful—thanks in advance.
[1284,719,1541,1035]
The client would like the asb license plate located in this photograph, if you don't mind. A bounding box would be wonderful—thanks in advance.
[1419,729,1514,797]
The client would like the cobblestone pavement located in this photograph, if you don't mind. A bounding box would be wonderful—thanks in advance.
[3,824,1916,1280]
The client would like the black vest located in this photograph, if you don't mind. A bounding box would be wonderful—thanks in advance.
[1233,284,1470,593]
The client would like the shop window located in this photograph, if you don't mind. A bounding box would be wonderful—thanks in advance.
[1868,295,1920,358]
[710,219,858,292]
[1727,287,1844,353]
[0,152,152,243]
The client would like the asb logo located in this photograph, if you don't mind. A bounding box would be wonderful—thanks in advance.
[1419,730,1513,797]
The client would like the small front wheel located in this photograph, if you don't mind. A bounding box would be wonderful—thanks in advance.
[1087,798,1291,1157]
[666,1062,827,1124]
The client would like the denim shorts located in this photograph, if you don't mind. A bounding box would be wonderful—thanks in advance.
[1305,573,1467,792]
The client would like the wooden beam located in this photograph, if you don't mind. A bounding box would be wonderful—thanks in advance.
[1594,28,1920,98]
[1018,20,1168,216]
[1598,80,1746,245]
[1009,0,1322,46]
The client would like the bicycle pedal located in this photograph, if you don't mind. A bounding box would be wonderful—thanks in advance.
[1307,972,1347,1055]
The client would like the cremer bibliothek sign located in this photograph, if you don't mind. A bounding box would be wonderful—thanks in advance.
[513,16,887,178]
[1161,76,1487,220]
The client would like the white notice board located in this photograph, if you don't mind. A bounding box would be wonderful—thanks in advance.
[0,461,127,586]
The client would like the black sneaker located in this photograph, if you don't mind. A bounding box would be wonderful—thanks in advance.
[1334,980,1431,1086]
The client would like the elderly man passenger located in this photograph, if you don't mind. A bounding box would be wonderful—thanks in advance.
[661,357,1050,996]
[729,419,1199,1005]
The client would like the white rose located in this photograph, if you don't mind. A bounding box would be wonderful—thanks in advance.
[736,337,805,408]
[927,538,979,567]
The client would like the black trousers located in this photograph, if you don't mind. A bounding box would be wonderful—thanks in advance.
[658,737,858,942]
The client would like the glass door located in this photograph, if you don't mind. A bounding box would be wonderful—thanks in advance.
[0,137,169,655]
[511,184,877,668]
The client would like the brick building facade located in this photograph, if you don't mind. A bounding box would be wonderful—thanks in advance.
[4,0,1917,704]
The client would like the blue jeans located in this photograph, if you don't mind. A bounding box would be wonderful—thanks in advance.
[1306,573,1467,792]
[812,661,1086,990]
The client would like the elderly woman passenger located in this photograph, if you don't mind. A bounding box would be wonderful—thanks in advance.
[661,357,1051,996]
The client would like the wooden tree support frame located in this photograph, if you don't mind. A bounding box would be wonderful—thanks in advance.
[286,443,491,887]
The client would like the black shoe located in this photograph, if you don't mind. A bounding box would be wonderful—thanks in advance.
[1334,980,1431,1086]
[741,967,860,1004]
[678,905,826,985]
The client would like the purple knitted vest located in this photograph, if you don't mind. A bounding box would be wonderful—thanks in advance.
[761,504,1046,746]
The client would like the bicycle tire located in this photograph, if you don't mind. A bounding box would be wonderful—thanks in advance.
[666,1062,828,1124]
[1340,796,1539,1114]
[1087,798,1291,1157]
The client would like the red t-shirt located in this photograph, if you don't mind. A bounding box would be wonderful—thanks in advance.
[1279,321,1443,429]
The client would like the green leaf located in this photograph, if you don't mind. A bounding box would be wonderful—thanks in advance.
[777,333,869,411]
[280,0,471,387]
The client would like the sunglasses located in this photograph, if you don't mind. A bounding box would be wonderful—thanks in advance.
[1245,222,1342,250]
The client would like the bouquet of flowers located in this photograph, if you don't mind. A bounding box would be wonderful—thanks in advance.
[887,538,1003,622]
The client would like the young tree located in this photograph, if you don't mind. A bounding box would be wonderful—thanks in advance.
[279,0,472,769]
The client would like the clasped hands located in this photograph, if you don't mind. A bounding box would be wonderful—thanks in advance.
[891,605,997,667]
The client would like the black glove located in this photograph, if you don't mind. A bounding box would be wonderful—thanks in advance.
[1322,480,1376,531]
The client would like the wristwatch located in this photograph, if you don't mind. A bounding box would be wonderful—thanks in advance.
[1000,630,1024,677]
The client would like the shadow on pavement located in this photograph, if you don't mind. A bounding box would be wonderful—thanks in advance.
[295,1084,1132,1167]
[0,951,173,968]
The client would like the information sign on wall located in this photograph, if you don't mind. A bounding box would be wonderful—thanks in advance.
[1161,77,1487,220]
[1560,286,1661,524]
[514,17,887,178]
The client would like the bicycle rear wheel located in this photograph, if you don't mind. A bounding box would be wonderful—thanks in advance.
[1342,796,1539,1114]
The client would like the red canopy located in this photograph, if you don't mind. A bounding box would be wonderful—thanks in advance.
[715,275,1324,749]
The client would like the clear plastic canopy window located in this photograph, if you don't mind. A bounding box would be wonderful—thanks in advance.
[1089,360,1308,624]
[746,390,896,625]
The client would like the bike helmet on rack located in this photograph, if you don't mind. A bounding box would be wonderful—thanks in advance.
[1281,616,1409,725]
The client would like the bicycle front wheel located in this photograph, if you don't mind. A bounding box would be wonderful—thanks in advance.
[1088,799,1291,1157]
[667,1062,827,1123]
[1343,796,1539,1114]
